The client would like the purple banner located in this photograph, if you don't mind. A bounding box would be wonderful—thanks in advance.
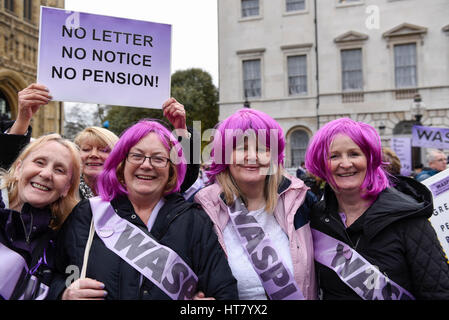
[429,175,449,197]
[311,228,414,300]
[38,7,171,109]
[89,197,198,300]
[227,199,304,300]
[412,125,449,149]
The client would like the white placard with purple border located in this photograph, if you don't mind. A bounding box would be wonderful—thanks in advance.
[390,137,412,176]
[37,6,171,109]
[421,168,449,257]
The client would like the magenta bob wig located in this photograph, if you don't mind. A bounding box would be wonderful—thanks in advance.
[206,108,285,182]
[97,119,187,201]
[305,117,390,199]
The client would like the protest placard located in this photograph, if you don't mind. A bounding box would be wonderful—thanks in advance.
[390,137,412,176]
[37,6,171,109]
[421,168,449,257]
[412,125,449,150]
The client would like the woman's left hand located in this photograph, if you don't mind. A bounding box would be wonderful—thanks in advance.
[193,291,215,300]
[162,97,187,130]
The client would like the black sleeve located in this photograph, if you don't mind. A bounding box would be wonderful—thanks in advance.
[294,190,318,229]
[0,121,32,169]
[403,217,449,299]
[47,200,91,299]
[177,125,200,193]
[191,208,239,300]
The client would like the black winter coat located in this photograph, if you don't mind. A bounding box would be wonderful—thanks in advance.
[0,120,31,169]
[48,193,238,300]
[311,176,449,300]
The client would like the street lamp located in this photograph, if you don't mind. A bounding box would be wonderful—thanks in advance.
[378,122,386,135]
[411,93,425,124]
[243,90,251,108]
[410,93,425,168]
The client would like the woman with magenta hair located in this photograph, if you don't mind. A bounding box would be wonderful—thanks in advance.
[305,118,449,300]
[194,108,317,300]
[48,119,238,300]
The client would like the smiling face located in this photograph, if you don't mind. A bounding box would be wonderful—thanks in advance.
[328,134,367,195]
[79,139,111,181]
[229,137,271,190]
[14,141,73,209]
[123,133,171,203]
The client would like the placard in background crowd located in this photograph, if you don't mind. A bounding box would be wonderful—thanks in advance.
[390,137,412,176]
[412,125,449,150]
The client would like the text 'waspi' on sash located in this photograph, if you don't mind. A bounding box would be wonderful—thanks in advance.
[227,199,304,300]
[89,197,198,300]
[311,228,415,300]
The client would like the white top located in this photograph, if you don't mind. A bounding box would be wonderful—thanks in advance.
[223,207,294,300]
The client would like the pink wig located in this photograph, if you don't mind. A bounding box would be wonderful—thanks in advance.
[206,108,285,182]
[97,119,187,201]
[305,118,390,199]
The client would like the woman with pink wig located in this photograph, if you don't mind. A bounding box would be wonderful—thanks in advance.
[195,108,317,300]
[305,117,449,300]
[48,118,237,300]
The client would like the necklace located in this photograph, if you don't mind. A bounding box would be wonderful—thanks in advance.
[19,211,33,244]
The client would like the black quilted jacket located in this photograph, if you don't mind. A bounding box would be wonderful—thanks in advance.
[311,176,449,300]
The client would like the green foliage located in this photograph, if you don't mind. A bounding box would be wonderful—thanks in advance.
[104,68,219,137]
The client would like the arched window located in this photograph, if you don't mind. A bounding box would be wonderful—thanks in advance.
[290,129,309,167]
[393,120,415,135]
[0,90,11,121]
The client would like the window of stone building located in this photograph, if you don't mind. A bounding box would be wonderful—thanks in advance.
[24,0,32,21]
[0,91,11,120]
[290,129,309,167]
[4,0,14,12]
[287,55,307,95]
[243,59,261,98]
[286,0,305,12]
[394,43,417,88]
[341,48,363,91]
[241,0,259,18]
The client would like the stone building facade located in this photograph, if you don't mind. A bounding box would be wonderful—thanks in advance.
[0,0,64,137]
[218,0,449,168]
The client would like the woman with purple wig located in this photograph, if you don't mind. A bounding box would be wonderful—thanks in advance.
[305,118,449,300]
[48,118,238,300]
[194,108,317,300]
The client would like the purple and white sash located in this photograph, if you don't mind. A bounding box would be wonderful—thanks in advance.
[0,242,49,300]
[89,197,198,300]
[227,199,304,300]
[311,228,415,300]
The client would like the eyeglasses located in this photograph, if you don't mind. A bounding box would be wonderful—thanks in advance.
[126,153,171,168]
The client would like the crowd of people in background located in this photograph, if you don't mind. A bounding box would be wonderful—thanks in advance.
[1,82,449,301]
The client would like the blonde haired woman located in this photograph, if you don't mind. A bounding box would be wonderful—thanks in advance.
[74,126,119,199]
[0,133,81,299]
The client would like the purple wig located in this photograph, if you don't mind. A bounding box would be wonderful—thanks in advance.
[206,108,285,182]
[97,119,187,201]
[305,118,390,199]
